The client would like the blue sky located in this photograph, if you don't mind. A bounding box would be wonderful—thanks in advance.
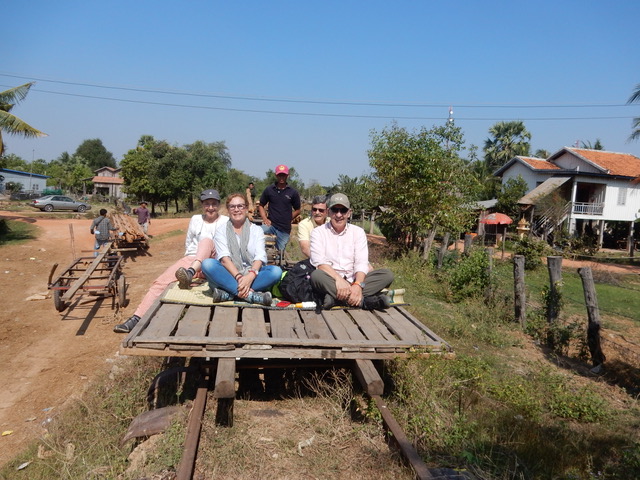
[3,1,639,186]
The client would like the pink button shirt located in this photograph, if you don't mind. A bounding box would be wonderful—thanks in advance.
[310,222,369,283]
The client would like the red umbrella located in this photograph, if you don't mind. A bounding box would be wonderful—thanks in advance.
[480,212,513,225]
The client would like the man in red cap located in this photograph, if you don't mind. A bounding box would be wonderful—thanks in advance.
[258,164,301,252]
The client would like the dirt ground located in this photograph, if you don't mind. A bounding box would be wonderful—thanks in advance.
[0,211,190,466]
[1,213,639,468]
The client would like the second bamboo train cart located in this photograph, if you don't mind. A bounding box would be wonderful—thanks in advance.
[47,243,127,313]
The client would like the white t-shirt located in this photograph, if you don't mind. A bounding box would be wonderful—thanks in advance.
[184,214,229,256]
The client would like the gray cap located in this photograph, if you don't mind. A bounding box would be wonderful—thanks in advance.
[328,193,350,209]
[200,189,221,201]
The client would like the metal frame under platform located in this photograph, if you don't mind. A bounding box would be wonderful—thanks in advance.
[120,301,452,360]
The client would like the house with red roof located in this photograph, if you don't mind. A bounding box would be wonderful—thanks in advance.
[91,166,125,199]
[495,147,640,248]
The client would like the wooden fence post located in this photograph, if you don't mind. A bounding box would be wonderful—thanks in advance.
[484,247,494,301]
[437,232,450,269]
[463,234,473,256]
[369,211,376,235]
[513,255,526,327]
[578,267,606,368]
[546,256,563,324]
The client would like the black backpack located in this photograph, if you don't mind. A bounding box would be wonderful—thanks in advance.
[279,259,316,303]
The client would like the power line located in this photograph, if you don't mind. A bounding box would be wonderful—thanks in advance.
[11,87,636,122]
[1,72,636,110]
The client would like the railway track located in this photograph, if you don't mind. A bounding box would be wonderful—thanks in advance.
[136,358,437,480]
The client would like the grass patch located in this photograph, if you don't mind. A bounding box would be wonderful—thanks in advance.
[0,357,165,480]
[0,219,39,246]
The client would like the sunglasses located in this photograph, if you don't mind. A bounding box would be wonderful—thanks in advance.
[312,207,326,213]
[228,204,246,210]
[330,206,349,214]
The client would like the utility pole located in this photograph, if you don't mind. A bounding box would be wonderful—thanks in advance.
[29,149,34,192]
[446,106,454,149]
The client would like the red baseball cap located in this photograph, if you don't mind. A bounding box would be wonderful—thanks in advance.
[274,164,289,175]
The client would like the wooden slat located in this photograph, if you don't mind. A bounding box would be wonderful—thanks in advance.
[269,309,299,339]
[208,306,238,338]
[349,309,396,342]
[137,303,185,341]
[123,285,172,348]
[395,306,452,347]
[323,310,367,341]
[174,306,211,337]
[375,309,427,344]
[241,308,269,338]
[300,310,334,339]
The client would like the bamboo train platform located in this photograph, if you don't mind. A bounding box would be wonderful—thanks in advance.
[119,284,453,360]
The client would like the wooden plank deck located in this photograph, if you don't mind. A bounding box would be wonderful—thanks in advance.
[120,302,452,360]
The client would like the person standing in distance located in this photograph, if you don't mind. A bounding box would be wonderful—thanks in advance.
[134,201,151,235]
[258,164,301,252]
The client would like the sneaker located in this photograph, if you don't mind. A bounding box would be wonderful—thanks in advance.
[362,294,391,311]
[248,291,272,306]
[175,267,194,290]
[209,287,234,303]
[322,294,336,310]
[114,315,140,333]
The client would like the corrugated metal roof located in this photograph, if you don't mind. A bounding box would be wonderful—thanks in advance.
[518,177,571,205]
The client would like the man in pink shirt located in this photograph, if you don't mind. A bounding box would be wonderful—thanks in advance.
[309,193,394,310]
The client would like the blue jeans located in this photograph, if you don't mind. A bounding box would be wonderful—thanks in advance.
[201,259,282,296]
[94,238,111,257]
[261,224,290,251]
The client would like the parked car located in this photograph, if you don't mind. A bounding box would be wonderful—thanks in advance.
[29,195,92,213]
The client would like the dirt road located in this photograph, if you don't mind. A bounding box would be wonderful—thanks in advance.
[0,212,190,466]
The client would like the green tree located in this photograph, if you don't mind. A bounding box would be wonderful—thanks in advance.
[45,151,92,194]
[495,175,528,221]
[483,121,531,173]
[331,174,374,213]
[224,168,255,198]
[152,146,190,212]
[120,137,162,203]
[627,83,640,141]
[368,121,477,255]
[2,153,28,171]
[182,140,231,210]
[0,83,47,164]
[74,139,116,170]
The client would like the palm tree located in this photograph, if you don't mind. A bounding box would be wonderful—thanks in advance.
[580,139,604,150]
[0,82,47,158]
[483,120,531,172]
[628,83,640,142]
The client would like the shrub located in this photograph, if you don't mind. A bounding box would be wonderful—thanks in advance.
[443,248,492,302]
[513,237,549,270]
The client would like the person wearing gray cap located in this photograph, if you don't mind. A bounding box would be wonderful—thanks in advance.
[309,193,394,310]
[114,189,229,333]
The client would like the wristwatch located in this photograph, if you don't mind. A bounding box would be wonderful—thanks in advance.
[353,281,365,288]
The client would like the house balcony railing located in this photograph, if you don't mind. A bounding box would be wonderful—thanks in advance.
[572,202,604,215]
